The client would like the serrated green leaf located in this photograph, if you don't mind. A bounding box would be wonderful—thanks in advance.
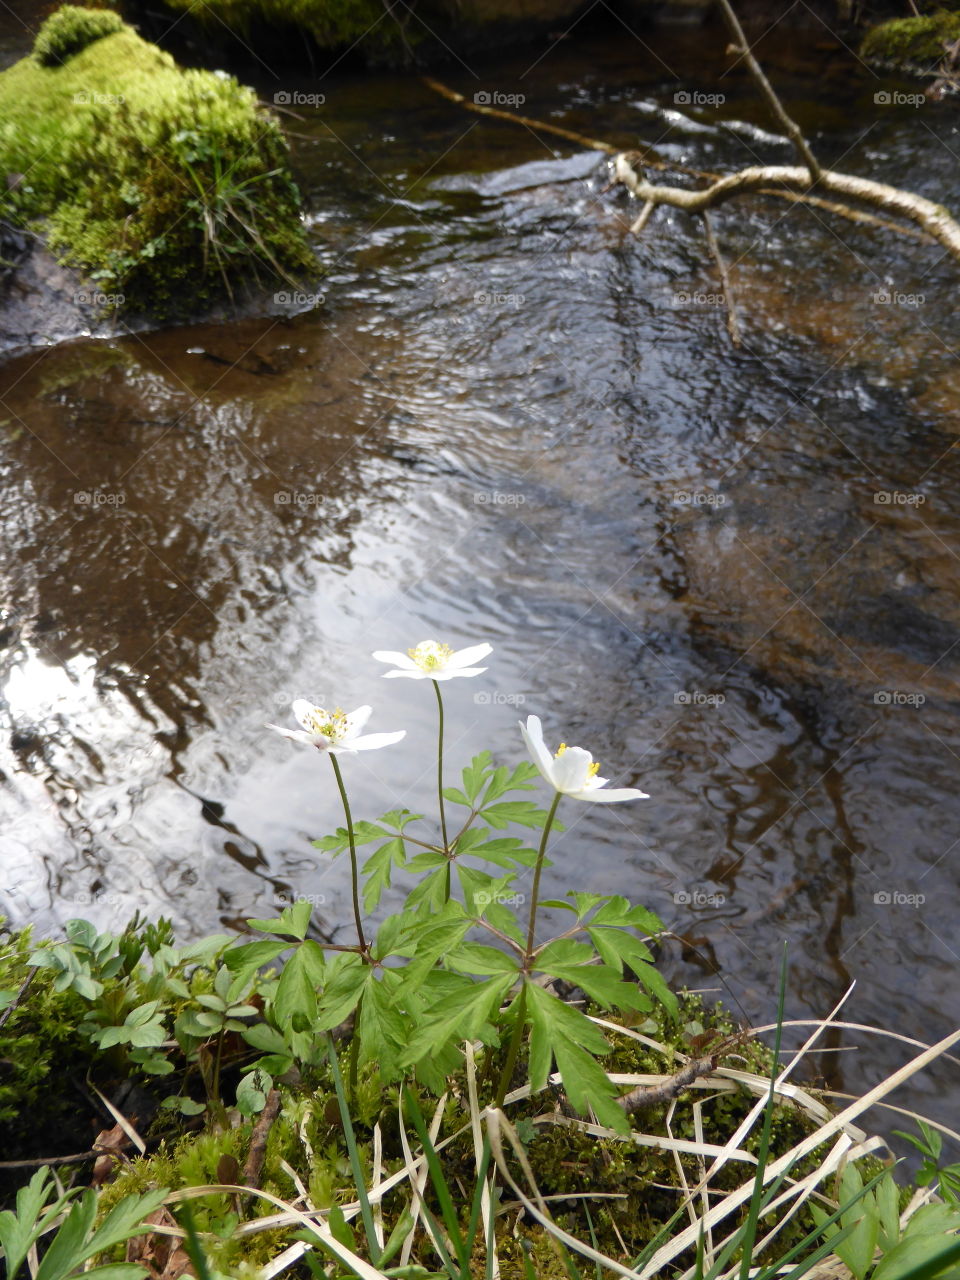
[480,800,562,830]
[274,940,325,1030]
[448,943,519,976]
[315,955,370,1030]
[442,786,471,807]
[246,899,312,940]
[400,975,514,1064]
[480,761,539,805]
[462,751,494,803]
[361,836,407,913]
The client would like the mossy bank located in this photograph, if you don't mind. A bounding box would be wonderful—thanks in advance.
[0,6,315,320]
[860,9,960,74]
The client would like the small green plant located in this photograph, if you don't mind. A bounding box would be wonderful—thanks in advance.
[896,1121,960,1203]
[0,1166,166,1279]
[32,6,124,67]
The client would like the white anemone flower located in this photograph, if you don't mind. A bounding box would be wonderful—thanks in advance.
[372,639,492,681]
[519,714,649,803]
[267,700,405,754]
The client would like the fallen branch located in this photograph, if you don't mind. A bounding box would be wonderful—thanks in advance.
[244,1087,282,1189]
[614,155,960,263]
[618,1053,721,1115]
[423,78,934,245]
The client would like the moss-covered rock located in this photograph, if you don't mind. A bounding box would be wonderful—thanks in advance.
[0,6,315,318]
[860,10,960,70]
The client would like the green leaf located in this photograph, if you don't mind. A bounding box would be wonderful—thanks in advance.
[361,836,407,913]
[525,983,628,1134]
[315,955,370,1030]
[461,751,494,804]
[480,800,562,830]
[222,939,287,989]
[480,761,539,804]
[236,1069,271,1116]
[872,1235,960,1280]
[442,787,471,807]
[274,940,325,1031]
[448,943,520,976]
[400,975,514,1065]
[246,900,312,940]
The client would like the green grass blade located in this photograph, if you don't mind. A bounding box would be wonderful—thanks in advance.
[326,1033,380,1264]
[402,1085,468,1272]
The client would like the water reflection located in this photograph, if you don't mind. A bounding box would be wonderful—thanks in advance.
[1,24,959,1116]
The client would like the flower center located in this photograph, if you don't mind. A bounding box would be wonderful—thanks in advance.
[554,743,600,777]
[305,707,348,742]
[409,640,453,671]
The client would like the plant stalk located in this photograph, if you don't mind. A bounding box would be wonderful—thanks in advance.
[329,753,367,956]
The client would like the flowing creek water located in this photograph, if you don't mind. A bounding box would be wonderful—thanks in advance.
[2,14,960,1119]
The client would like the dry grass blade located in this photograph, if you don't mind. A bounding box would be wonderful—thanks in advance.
[638,1025,960,1277]
[466,1041,499,1279]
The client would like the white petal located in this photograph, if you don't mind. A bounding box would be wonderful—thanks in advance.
[291,698,321,731]
[519,715,555,786]
[381,669,428,679]
[372,650,419,671]
[445,643,493,669]
[571,786,650,803]
[551,746,593,794]
[432,666,487,681]
[344,705,372,736]
[348,730,407,751]
[266,722,326,748]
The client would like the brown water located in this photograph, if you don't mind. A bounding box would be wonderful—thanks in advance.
[2,18,960,1118]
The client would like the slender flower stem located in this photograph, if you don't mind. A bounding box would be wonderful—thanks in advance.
[493,984,527,1109]
[433,679,452,900]
[329,753,367,956]
[493,789,563,1108]
[524,790,563,960]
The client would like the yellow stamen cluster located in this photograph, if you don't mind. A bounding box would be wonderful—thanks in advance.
[306,706,348,741]
[409,640,454,671]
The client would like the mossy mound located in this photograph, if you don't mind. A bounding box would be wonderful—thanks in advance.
[860,10,960,70]
[0,6,315,318]
[97,996,870,1277]
[33,6,126,65]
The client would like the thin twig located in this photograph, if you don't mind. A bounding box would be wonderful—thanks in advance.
[701,211,742,347]
[714,0,821,182]
[0,970,34,1030]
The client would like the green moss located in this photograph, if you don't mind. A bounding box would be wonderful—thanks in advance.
[0,8,315,316]
[860,10,960,68]
[33,6,125,66]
